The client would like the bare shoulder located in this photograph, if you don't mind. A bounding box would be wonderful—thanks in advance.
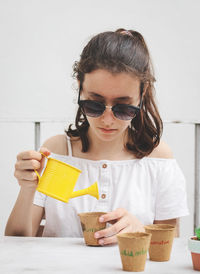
[42,134,68,155]
[148,140,174,159]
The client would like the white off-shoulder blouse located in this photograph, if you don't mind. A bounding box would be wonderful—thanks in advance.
[34,139,189,237]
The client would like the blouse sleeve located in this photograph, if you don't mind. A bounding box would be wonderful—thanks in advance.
[33,190,47,207]
[154,159,189,220]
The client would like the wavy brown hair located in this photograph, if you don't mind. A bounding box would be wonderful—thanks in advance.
[66,28,163,158]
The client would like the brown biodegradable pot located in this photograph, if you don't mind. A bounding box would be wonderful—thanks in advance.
[188,236,200,271]
[78,212,106,246]
[144,224,175,262]
[117,232,152,272]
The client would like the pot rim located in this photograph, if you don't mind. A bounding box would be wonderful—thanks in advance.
[188,236,200,254]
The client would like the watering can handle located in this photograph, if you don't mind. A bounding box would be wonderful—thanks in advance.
[34,152,49,181]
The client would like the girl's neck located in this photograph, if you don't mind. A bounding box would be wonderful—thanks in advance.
[85,130,135,161]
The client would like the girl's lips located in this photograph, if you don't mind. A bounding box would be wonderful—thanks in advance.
[99,128,117,133]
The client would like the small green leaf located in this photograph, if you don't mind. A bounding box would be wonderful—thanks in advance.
[195,227,200,240]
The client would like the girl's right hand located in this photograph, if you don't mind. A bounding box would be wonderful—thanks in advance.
[14,147,51,189]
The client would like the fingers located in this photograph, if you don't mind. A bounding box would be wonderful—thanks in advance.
[95,215,128,239]
[39,147,51,157]
[98,235,117,246]
[99,208,127,223]
[15,147,51,189]
[16,147,51,170]
[17,150,42,161]
[97,225,132,246]
[16,147,50,161]
[95,208,145,246]
[15,159,41,170]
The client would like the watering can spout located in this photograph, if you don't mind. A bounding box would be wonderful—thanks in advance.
[70,181,99,200]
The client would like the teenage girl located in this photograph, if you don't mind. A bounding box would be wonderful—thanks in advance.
[5,28,189,245]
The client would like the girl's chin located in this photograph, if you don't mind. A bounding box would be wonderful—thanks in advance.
[95,131,120,142]
[88,127,127,142]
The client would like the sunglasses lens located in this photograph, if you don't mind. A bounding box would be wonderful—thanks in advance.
[113,105,138,120]
[80,101,104,117]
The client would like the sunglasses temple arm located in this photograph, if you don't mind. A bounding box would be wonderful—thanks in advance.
[139,82,144,109]
[78,83,83,103]
[139,96,143,109]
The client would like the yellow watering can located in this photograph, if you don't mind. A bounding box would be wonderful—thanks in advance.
[35,154,99,203]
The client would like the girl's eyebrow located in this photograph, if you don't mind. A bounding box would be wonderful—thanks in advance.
[87,91,132,101]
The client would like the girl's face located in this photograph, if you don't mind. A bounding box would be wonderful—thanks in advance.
[81,69,141,143]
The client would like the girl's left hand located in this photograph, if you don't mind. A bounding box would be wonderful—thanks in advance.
[94,208,145,246]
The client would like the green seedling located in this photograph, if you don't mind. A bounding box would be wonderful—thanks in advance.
[195,227,200,240]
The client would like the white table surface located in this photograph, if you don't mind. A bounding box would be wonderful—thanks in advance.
[0,236,194,274]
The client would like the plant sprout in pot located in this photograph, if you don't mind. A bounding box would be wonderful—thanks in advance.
[188,227,200,271]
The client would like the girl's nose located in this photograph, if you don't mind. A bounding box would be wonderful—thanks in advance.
[101,107,115,125]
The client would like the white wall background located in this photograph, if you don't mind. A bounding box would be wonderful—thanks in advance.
[0,0,199,237]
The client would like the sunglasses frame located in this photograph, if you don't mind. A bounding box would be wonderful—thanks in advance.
[78,83,143,120]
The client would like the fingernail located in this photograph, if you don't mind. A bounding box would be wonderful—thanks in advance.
[99,239,104,245]
[99,217,104,222]
[94,232,99,238]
